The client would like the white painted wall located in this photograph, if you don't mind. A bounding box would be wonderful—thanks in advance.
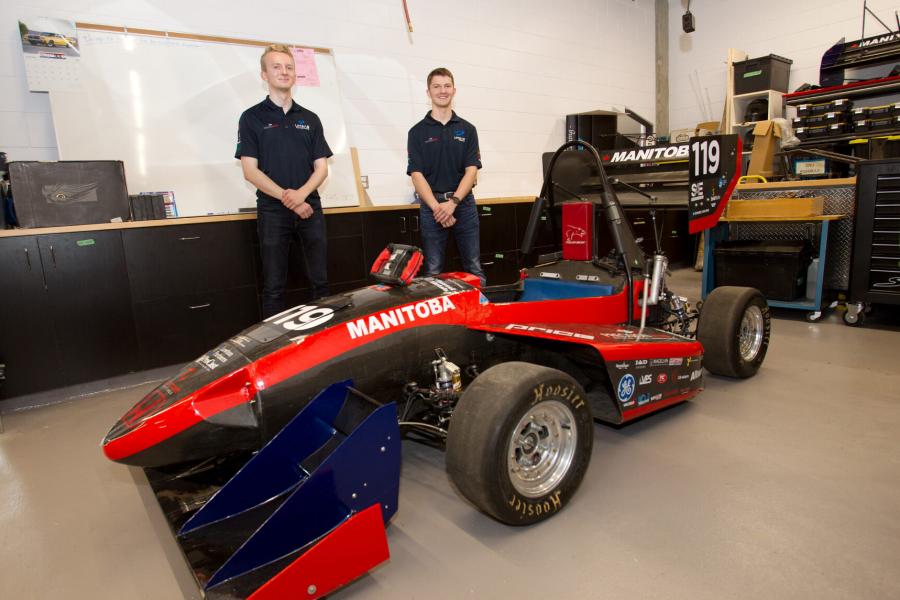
[0,0,657,204]
[668,0,900,132]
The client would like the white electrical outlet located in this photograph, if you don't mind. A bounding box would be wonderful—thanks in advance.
[360,175,369,189]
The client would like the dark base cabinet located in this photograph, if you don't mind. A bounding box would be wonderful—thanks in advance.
[40,231,138,385]
[124,221,261,370]
[1,200,697,401]
[134,287,260,370]
[0,232,137,400]
[0,236,64,398]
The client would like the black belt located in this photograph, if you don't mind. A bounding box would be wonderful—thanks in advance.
[415,191,458,202]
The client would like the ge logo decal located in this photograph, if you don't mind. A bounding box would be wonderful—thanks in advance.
[617,374,635,403]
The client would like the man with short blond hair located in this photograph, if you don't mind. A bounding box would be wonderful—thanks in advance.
[407,67,484,285]
[236,44,333,317]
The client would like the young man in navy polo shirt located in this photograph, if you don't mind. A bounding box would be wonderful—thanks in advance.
[407,67,485,286]
[235,44,333,318]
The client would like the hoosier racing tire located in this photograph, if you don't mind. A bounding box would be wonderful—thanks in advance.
[698,286,770,378]
[446,362,593,526]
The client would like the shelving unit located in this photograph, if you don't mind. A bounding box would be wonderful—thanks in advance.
[783,75,900,159]
[731,90,785,130]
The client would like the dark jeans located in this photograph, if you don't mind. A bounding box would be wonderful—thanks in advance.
[419,194,485,286]
[257,198,328,318]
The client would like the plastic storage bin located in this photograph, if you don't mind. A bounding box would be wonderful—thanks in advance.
[714,240,812,301]
[733,54,793,94]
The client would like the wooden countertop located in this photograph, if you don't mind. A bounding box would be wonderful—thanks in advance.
[0,196,537,238]
[735,177,856,191]
[721,214,846,222]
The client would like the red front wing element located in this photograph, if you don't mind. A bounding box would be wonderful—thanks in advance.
[248,504,390,600]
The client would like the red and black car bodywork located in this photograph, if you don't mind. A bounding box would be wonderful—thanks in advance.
[102,137,761,599]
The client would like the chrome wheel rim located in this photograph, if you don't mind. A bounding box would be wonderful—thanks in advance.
[507,400,577,498]
[739,305,765,361]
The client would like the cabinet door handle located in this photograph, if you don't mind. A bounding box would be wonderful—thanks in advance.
[24,247,32,271]
[49,245,56,267]
[413,215,419,232]
[179,236,201,241]
[399,216,407,234]
[188,303,211,310]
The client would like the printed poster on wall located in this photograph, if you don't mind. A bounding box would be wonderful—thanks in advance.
[290,47,320,87]
[19,18,81,92]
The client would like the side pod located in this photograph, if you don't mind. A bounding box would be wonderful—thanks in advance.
[177,381,401,599]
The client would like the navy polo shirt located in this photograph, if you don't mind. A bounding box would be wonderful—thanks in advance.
[407,111,481,192]
[235,97,333,202]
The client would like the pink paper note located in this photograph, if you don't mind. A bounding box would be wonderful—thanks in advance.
[290,47,320,87]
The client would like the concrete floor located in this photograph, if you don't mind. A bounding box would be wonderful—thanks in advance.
[1,270,899,600]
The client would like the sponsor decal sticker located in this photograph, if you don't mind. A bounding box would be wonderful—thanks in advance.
[505,324,594,340]
[657,373,668,384]
[690,369,703,381]
[669,357,684,366]
[347,296,457,339]
[617,374,635,403]
[295,119,311,130]
[650,393,663,402]
[615,362,630,370]
[637,393,650,406]
[266,304,335,332]
[651,358,669,367]
[634,359,648,369]
[565,225,587,244]
[608,144,689,163]
[638,373,652,386]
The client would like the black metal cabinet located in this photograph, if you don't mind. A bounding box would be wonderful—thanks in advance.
[361,208,421,269]
[38,231,139,384]
[124,221,256,304]
[0,231,138,400]
[125,222,261,370]
[849,159,900,313]
[0,236,64,398]
[133,287,260,369]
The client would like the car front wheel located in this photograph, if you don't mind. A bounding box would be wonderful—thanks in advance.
[446,362,593,525]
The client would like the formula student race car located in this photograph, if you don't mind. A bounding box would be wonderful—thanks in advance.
[102,137,767,599]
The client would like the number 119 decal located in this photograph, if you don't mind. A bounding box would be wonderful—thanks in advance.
[691,139,720,177]
[687,135,741,234]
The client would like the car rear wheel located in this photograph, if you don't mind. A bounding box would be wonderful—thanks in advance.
[698,286,770,378]
[446,362,593,525]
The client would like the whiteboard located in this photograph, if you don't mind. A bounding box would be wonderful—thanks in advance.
[49,30,358,216]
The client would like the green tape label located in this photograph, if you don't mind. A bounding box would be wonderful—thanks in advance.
[76,239,95,247]
[743,70,762,78]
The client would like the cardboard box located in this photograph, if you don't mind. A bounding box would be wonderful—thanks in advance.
[725,196,824,219]
[695,121,721,136]
[747,120,782,177]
